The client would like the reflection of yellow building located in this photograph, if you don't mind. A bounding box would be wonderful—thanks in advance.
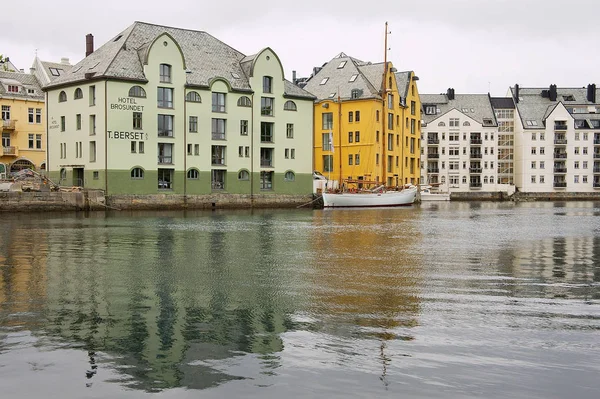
[303,53,421,187]
[309,209,423,337]
[0,70,46,172]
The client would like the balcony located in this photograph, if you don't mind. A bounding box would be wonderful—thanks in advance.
[594,139,600,145]
[554,138,568,145]
[427,168,439,174]
[470,182,482,188]
[427,138,439,144]
[470,138,482,145]
[554,123,568,131]
[427,153,440,159]
[594,153,600,159]
[470,153,482,159]
[594,182,600,188]
[2,119,16,131]
[553,182,567,188]
[2,146,18,156]
[553,153,567,159]
[594,167,600,174]
[469,167,482,173]
[554,167,567,174]
[158,156,172,164]
[260,159,273,168]
[212,132,226,140]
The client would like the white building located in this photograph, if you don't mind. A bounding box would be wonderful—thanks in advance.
[44,22,315,199]
[420,89,504,193]
[510,84,600,193]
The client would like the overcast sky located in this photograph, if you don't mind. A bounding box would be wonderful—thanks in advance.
[2,0,599,96]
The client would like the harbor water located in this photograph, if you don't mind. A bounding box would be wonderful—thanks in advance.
[0,202,599,398]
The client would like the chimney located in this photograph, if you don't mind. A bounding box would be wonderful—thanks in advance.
[447,88,455,100]
[19,69,24,73]
[86,34,94,57]
[514,84,519,103]
[292,70,297,84]
[587,84,596,103]
[60,57,70,65]
[549,84,557,101]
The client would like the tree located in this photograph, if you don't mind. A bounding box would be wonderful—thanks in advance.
[0,54,15,72]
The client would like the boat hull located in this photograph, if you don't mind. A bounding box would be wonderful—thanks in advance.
[420,193,451,201]
[322,188,416,208]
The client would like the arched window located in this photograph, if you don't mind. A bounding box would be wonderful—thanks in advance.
[74,88,83,99]
[284,171,295,181]
[484,176,489,184]
[159,63,172,83]
[463,121,470,126]
[131,167,144,179]
[186,91,201,102]
[129,86,146,98]
[58,91,67,102]
[490,176,495,184]
[438,121,446,127]
[238,169,250,180]
[441,176,446,184]
[283,100,297,111]
[187,168,199,179]
[60,168,66,180]
[237,96,251,107]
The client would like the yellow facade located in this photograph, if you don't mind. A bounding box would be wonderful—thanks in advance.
[313,64,420,188]
[1,89,46,173]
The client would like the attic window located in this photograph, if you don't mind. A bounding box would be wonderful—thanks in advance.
[231,72,240,79]
[483,118,493,125]
[114,35,123,42]
[329,93,336,98]
[337,61,347,69]
[349,74,358,82]
[27,88,35,94]
[526,120,538,126]
[562,95,575,101]
[463,121,471,126]
[320,77,329,85]
[89,62,100,70]
[7,85,19,93]
[424,105,436,115]
[72,66,82,73]
[49,68,61,76]
[461,108,469,113]
[351,89,362,99]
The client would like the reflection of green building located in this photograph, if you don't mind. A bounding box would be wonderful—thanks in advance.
[36,211,308,391]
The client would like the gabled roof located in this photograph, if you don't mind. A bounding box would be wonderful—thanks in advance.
[394,71,412,101]
[43,21,314,99]
[0,70,44,101]
[31,57,72,88]
[510,86,600,129]
[302,53,385,101]
[420,93,497,126]
[490,97,515,109]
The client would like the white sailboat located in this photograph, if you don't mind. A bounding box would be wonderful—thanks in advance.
[323,185,417,208]
[419,185,450,201]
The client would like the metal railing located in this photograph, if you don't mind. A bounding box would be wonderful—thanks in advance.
[2,146,17,156]
[158,156,172,164]
[553,182,567,188]
[427,153,440,159]
[470,139,482,145]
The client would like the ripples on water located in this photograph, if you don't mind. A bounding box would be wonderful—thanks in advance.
[0,202,599,398]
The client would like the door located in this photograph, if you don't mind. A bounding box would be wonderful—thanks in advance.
[73,168,84,187]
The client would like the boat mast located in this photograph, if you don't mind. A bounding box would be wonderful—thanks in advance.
[381,22,388,187]
[338,89,342,187]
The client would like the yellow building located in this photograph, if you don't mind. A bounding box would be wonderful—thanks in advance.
[302,53,421,188]
[0,70,46,173]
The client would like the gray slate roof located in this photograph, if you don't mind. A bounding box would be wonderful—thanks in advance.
[45,21,314,99]
[302,53,384,101]
[490,97,515,109]
[420,93,497,126]
[395,71,411,102]
[510,86,600,129]
[0,70,44,101]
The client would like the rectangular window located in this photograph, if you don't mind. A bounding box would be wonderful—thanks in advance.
[449,118,459,127]
[348,132,353,143]
[89,85,96,106]
[158,115,174,137]
[28,108,34,123]
[323,155,333,172]
[189,116,198,133]
[212,92,226,112]
[540,161,545,169]
[355,111,360,122]
[159,64,172,83]
[410,119,415,134]
[260,171,273,190]
[60,116,65,132]
[158,143,173,164]
[89,115,96,135]
[286,123,294,138]
[388,113,393,130]
[240,120,248,135]
[187,143,192,155]
[291,149,295,159]
[531,147,536,155]
[211,169,225,190]
[212,145,226,165]
[131,141,137,153]
[263,76,272,93]
[355,154,360,165]
[28,134,34,149]
[322,133,332,151]
[158,87,174,108]
[260,147,274,167]
[211,118,226,140]
[376,131,379,142]
[36,134,42,149]
[322,112,333,130]
[139,141,145,154]
[355,131,360,143]
[133,112,143,129]
[158,169,174,189]
[245,146,250,157]
[240,146,245,157]
[411,101,416,115]
[93,171,99,180]
[90,141,96,162]
[349,111,354,123]
[574,161,580,169]
[348,154,353,165]
[76,114,81,130]
[387,156,393,172]
[194,144,199,155]
[36,108,42,124]
[285,148,290,159]
[388,133,393,151]
[261,122,274,142]
[261,97,274,116]
[575,147,580,155]
[410,138,415,154]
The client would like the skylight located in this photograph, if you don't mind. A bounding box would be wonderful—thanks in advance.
[320,77,329,85]
[231,72,240,79]
[349,74,358,82]
[329,93,336,98]
[49,68,61,76]
[337,61,347,69]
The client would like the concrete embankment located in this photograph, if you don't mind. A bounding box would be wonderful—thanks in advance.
[0,191,107,212]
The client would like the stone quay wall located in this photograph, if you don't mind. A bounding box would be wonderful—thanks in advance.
[0,191,107,212]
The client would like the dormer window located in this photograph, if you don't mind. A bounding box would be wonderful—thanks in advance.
[159,64,172,83]
[27,88,35,94]
[562,95,575,101]
[425,105,436,115]
[263,76,273,93]
[58,91,67,102]
[483,118,493,125]
[49,68,61,76]
[7,85,19,93]
[74,88,83,99]
[351,89,362,99]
